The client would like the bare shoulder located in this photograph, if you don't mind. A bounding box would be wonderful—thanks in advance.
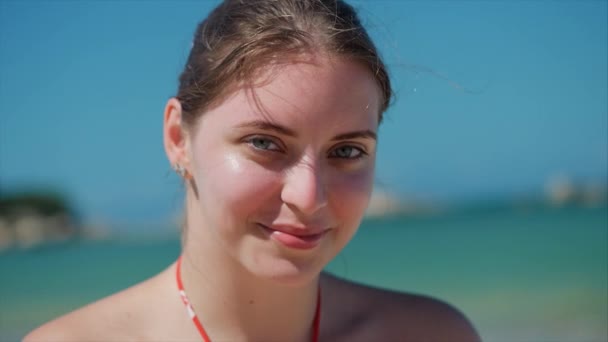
[23,283,151,342]
[320,272,481,342]
[22,292,130,341]
[23,266,177,342]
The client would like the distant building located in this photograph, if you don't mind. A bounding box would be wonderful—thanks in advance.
[544,174,608,206]
[365,188,402,217]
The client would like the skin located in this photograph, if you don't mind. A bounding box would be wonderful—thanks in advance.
[23,55,481,342]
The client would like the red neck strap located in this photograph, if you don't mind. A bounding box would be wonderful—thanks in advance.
[176,256,321,342]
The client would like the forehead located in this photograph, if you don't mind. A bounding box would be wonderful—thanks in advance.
[197,56,381,133]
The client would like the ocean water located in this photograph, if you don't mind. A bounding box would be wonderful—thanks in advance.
[1,205,606,341]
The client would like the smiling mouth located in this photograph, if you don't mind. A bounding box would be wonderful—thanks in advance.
[258,224,328,250]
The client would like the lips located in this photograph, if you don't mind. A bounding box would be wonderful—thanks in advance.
[258,223,329,250]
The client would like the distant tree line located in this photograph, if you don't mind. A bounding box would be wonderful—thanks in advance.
[0,191,74,219]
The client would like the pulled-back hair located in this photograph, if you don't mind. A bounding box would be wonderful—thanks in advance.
[176,0,391,128]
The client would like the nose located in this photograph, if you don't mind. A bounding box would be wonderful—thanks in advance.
[280,159,328,216]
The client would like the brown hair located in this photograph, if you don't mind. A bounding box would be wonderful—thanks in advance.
[175,0,392,129]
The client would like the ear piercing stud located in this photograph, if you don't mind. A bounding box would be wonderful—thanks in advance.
[174,164,188,178]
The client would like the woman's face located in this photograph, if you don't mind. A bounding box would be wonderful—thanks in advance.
[182,56,381,285]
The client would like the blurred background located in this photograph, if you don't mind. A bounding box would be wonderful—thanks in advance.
[1,0,606,341]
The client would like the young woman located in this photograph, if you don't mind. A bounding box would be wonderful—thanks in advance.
[25,1,480,341]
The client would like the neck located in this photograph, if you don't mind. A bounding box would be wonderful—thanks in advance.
[178,197,320,341]
[179,250,319,342]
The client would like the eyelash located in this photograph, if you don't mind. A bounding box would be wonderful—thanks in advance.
[245,136,283,152]
[327,145,367,160]
[243,135,367,160]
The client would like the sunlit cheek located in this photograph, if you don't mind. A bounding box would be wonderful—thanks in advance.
[225,154,240,170]
[203,154,282,215]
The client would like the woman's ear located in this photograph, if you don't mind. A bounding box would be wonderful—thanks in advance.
[163,98,190,175]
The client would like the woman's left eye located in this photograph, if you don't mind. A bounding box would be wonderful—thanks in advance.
[329,145,365,159]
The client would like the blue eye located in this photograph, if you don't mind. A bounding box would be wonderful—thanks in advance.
[247,136,281,151]
[329,145,365,159]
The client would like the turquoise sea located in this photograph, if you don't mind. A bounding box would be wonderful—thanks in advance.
[1,205,606,342]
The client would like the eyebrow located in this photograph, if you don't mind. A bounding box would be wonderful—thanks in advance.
[235,120,297,137]
[235,119,376,141]
[331,130,377,141]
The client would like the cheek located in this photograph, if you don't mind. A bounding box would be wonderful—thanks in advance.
[198,153,281,218]
[329,166,375,222]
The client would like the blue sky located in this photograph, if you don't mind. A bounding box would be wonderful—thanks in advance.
[1,0,606,224]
